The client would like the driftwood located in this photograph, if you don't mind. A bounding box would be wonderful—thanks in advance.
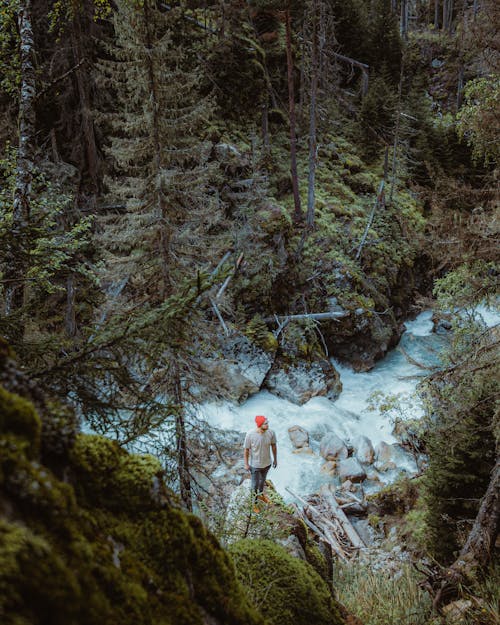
[318,484,366,548]
[294,504,349,562]
[286,486,365,560]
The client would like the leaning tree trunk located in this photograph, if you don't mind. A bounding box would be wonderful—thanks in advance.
[4,0,36,325]
[285,6,302,223]
[432,456,500,610]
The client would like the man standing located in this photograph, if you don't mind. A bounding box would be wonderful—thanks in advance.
[244,415,277,507]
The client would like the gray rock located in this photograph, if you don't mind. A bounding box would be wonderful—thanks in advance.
[353,435,375,464]
[374,460,397,473]
[374,441,393,463]
[319,433,348,461]
[288,425,310,448]
[337,457,367,483]
[264,359,342,405]
[201,335,275,403]
[278,534,306,560]
[320,461,337,475]
[221,335,275,389]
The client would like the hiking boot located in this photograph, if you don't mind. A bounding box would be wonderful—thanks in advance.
[257,493,270,504]
[253,505,261,514]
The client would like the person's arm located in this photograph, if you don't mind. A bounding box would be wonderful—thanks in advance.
[271,443,277,468]
[244,447,250,471]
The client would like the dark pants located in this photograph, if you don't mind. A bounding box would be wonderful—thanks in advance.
[250,465,271,494]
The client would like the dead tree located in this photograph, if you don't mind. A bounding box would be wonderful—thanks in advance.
[4,0,36,321]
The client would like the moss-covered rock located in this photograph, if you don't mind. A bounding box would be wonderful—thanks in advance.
[0,385,41,457]
[230,539,345,625]
[0,385,267,625]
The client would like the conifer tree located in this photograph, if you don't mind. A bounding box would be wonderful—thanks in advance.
[98,0,217,301]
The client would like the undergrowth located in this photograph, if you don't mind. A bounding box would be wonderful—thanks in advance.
[332,561,432,625]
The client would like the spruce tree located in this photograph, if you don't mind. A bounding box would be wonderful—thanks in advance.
[97,0,217,301]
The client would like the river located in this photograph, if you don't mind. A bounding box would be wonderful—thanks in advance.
[197,307,499,501]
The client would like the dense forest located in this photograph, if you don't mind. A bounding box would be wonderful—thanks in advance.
[0,0,498,624]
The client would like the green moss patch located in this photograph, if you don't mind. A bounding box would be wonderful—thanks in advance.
[230,539,344,625]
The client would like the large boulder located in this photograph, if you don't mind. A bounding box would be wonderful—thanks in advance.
[200,335,275,403]
[264,359,342,405]
[319,433,348,461]
[288,425,310,449]
[337,458,367,483]
[353,435,375,464]
[374,441,393,463]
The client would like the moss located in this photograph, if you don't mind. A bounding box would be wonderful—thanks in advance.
[368,476,422,515]
[230,539,345,625]
[0,386,41,456]
[303,542,330,583]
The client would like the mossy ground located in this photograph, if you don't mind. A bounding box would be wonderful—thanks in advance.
[230,538,345,625]
[0,385,267,625]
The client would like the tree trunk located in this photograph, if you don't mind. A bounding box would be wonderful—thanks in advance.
[4,0,36,323]
[71,14,99,196]
[432,457,500,610]
[285,6,302,223]
[65,275,77,337]
[173,363,193,512]
[306,0,319,229]
[143,2,171,296]
[400,0,409,38]
[434,0,440,28]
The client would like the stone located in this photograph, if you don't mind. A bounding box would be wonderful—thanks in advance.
[292,446,314,455]
[340,479,354,491]
[200,334,275,403]
[264,358,342,405]
[337,458,367,483]
[319,433,348,461]
[353,435,375,464]
[442,600,474,625]
[374,460,397,473]
[278,534,306,561]
[288,425,309,449]
[374,441,393,463]
[320,461,337,475]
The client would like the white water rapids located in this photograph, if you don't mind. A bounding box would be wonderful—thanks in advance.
[197,307,499,501]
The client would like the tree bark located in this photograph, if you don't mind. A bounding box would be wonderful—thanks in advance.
[173,363,193,512]
[434,0,440,28]
[400,0,409,38]
[143,2,171,296]
[432,457,500,610]
[306,0,319,228]
[285,6,302,223]
[71,13,99,195]
[4,0,36,321]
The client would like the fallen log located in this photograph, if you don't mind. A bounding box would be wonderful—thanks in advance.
[265,311,348,323]
[296,506,349,562]
[286,487,364,554]
[318,484,366,548]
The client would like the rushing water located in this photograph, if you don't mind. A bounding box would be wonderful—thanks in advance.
[197,307,499,501]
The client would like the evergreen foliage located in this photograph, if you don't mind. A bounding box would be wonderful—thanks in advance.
[97,0,219,301]
[421,300,498,563]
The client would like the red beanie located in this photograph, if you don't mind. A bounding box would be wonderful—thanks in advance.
[255,415,267,427]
